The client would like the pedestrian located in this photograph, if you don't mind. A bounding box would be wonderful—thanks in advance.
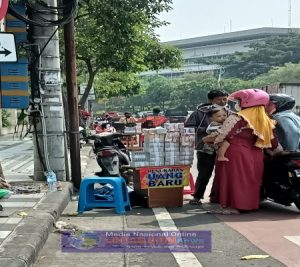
[266,94,300,151]
[206,89,278,214]
[184,89,229,205]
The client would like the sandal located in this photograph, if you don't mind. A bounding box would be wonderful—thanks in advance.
[189,199,202,205]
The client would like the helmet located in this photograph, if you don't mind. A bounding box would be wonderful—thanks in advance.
[269,93,295,113]
[229,89,269,108]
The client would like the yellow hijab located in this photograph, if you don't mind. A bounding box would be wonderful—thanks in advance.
[238,106,276,148]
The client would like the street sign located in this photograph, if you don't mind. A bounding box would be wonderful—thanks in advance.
[0,33,17,62]
[0,0,8,20]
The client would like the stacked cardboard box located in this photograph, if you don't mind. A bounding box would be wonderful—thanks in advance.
[129,124,195,167]
[144,130,166,166]
[130,151,150,168]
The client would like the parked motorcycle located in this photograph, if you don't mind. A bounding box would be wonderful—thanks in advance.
[262,152,300,210]
[79,126,90,148]
[91,133,132,183]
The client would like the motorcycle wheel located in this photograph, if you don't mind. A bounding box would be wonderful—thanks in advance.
[294,201,300,211]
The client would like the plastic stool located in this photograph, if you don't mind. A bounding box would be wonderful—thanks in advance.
[183,173,195,195]
[77,176,131,214]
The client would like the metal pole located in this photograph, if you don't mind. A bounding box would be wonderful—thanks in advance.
[63,17,82,189]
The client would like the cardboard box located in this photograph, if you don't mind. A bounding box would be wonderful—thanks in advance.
[148,187,183,208]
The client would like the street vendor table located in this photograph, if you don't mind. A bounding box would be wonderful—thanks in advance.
[132,165,190,208]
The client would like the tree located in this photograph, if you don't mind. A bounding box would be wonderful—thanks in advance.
[170,72,219,109]
[253,63,300,86]
[213,34,300,79]
[75,0,183,106]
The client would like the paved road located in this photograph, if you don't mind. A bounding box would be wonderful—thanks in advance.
[0,137,34,182]
[35,152,298,267]
[2,138,297,266]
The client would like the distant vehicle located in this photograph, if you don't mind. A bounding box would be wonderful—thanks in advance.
[164,109,188,123]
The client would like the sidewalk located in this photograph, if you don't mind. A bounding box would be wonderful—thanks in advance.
[0,145,92,266]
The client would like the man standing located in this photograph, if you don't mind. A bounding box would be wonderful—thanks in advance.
[184,89,229,205]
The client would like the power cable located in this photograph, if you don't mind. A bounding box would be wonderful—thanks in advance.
[7,0,78,27]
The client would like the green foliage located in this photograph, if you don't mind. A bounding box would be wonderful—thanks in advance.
[94,70,143,98]
[73,0,183,105]
[253,63,300,86]
[215,34,300,79]
[1,110,11,128]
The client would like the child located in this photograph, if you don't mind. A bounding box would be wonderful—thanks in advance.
[203,108,230,161]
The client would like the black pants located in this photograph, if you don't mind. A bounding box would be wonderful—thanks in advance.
[193,151,216,199]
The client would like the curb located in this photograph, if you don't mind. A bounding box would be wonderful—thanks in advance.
[0,182,73,267]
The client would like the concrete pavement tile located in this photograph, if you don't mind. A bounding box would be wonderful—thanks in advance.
[0,258,26,267]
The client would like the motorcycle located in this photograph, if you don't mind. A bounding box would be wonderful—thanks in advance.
[262,152,300,210]
[79,126,89,148]
[91,133,132,183]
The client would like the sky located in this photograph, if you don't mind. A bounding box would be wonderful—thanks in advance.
[156,0,300,42]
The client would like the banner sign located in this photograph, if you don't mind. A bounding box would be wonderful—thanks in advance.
[61,230,212,253]
[139,165,190,189]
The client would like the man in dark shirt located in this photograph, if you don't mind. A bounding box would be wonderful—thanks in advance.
[184,89,229,205]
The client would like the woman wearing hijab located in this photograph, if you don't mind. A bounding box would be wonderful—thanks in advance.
[266,94,300,151]
[205,89,279,214]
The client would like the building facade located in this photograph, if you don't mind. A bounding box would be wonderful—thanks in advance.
[142,27,300,77]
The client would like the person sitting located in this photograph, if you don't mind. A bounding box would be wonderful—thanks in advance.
[141,108,168,128]
[119,112,136,125]
[266,94,300,151]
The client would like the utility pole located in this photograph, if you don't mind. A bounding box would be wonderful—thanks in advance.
[29,0,66,181]
[63,7,81,189]
[288,0,292,28]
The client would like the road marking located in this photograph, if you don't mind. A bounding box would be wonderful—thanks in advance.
[22,162,34,174]
[1,155,24,167]
[153,207,203,267]
[10,193,45,199]
[0,231,11,239]
[10,156,33,171]
[284,236,300,246]
[0,202,36,208]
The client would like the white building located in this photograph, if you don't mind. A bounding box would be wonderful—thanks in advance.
[142,27,300,77]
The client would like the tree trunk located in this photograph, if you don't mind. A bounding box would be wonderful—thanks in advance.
[78,59,96,107]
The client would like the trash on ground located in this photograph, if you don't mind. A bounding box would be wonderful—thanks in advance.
[241,255,270,260]
[64,212,78,217]
[54,221,81,234]
[11,185,41,194]
[17,211,28,218]
[71,195,78,201]
[57,182,63,191]
[0,189,13,199]
[0,178,10,189]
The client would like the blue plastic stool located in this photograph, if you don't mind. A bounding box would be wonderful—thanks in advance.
[77,176,131,215]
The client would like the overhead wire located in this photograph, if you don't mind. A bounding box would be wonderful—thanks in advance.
[7,0,78,27]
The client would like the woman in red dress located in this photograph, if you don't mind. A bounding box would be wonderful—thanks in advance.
[207,89,278,214]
